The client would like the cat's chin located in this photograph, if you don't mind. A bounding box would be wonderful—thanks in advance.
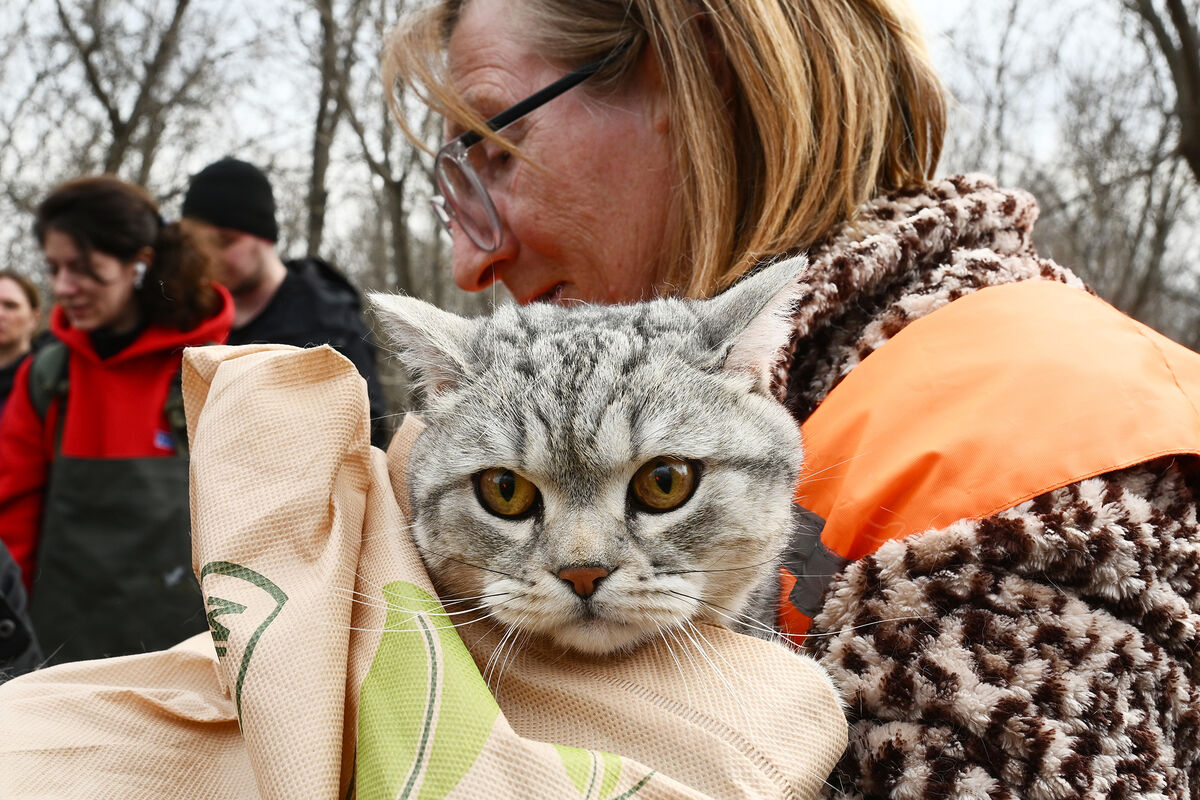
[547,621,658,657]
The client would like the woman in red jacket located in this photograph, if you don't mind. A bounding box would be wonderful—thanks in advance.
[0,176,233,665]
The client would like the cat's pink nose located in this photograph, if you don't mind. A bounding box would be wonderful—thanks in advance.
[557,566,610,598]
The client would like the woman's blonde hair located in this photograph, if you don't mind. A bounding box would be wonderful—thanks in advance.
[385,0,945,298]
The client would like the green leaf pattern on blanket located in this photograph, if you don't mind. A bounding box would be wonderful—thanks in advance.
[356,581,498,799]
[355,581,655,799]
[554,746,626,798]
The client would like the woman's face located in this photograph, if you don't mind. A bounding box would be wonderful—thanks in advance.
[43,229,141,334]
[0,278,37,352]
[445,0,679,305]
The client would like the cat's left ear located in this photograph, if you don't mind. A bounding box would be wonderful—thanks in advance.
[369,293,479,397]
[695,255,809,393]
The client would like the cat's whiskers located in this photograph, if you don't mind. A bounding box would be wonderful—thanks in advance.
[437,592,512,609]
[332,579,483,608]
[655,556,779,576]
[666,589,781,641]
[328,563,520,635]
[680,619,750,685]
[680,619,763,740]
[332,606,504,636]
[801,613,931,640]
[471,603,521,657]
[418,547,529,583]
[430,592,525,630]
[331,584,393,607]
[791,449,872,493]
[673,623,720,713]
[338,544,468,610]
[671,586,931,642]
[658,626,696,710]
[336,563,390,593]
[482,621,515,686]
[698,624,844,799]
[403,601,510,621]
[483,612,532,699]
[497,627,533,699]
[674,624,734,733]
[329,566,405,619]
[388,604,511,633]
[353,523,415,549]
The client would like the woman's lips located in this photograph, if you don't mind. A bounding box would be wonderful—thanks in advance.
[529,283,566,304]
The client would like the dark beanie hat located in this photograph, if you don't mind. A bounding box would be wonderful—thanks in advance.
[182,157,279,242]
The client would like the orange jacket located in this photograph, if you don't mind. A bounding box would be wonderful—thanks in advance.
[779,281,1200,641]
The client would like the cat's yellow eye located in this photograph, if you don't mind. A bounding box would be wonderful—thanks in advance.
[630,457,698,512]
[475,468,539,518]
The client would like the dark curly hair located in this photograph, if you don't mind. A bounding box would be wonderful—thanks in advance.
[34,175,220,331]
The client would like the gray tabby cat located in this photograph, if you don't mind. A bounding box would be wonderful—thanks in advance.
[371,256,811,656]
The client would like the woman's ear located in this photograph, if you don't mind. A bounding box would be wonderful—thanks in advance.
[697,14,733,103]
[638,15,734,135]
[629,39,671,135]
[135,246,155,268]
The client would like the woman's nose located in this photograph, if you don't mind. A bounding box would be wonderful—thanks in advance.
[451,223,516,293]
[50,271,74,297]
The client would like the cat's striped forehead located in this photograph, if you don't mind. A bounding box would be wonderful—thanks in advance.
[466,300,704,371]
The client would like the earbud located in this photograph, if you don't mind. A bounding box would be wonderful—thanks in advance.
[133,261,147,289]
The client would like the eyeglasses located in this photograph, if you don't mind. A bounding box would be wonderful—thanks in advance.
[430,40,633,252]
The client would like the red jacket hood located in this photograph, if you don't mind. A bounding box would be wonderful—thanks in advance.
[49,283,234,364]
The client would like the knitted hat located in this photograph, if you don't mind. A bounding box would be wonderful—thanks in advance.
[182,157,279,242]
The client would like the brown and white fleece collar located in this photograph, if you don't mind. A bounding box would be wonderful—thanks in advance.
[774,173,1087,421]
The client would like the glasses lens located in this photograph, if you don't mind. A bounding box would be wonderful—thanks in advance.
[435,147,500,251]
[429,195,452,228]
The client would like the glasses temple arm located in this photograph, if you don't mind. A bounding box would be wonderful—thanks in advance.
[456,38,634,149]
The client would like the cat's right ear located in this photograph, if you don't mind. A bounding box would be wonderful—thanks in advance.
[369,293,478,397]
[694,255,809,394]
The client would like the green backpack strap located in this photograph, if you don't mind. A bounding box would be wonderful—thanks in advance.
[27,341,70,420]
[164,370,188,458]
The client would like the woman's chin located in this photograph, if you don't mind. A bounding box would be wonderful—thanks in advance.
[62,310,98,331]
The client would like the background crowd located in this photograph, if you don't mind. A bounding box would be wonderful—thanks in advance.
[0,159,385,670]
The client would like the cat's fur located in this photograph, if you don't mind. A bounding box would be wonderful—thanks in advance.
[371,256,809,655]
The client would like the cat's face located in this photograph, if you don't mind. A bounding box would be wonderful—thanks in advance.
[373,257,807,655]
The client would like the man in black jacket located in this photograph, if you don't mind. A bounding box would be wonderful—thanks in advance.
[182,158,390,448]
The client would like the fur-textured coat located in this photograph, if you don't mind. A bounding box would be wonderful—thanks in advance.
[780,174,1199,799]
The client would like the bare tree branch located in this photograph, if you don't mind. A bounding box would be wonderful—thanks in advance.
[54,0,122,135]
[306,0,367,256]
[1126,0,1200,181]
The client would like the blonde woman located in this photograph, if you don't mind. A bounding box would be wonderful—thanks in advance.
[388,0,1200,795]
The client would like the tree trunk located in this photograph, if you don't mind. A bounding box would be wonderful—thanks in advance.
[385,178,412,293]
[1127,0,1200,183]
[306,0,338,256]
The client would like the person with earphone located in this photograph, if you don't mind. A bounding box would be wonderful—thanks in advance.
[0,175,233,665]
